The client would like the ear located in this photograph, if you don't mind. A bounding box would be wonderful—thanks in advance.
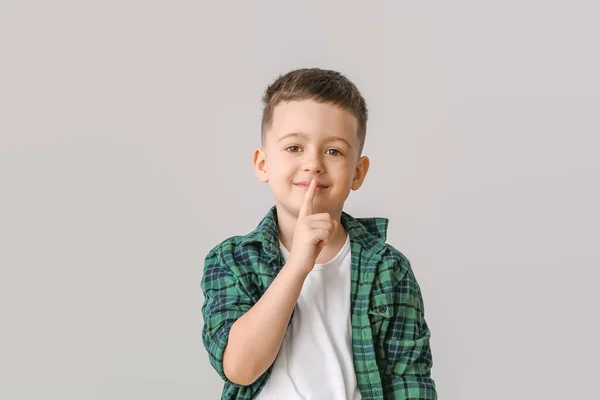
[253,147,269,183]
[351,156,370,190]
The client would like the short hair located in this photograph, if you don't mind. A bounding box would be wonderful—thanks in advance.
[261,68,368,154]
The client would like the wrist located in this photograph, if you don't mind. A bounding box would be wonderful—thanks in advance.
[282,256,311,280]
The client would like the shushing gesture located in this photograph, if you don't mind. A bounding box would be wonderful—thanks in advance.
[288,179,340,275]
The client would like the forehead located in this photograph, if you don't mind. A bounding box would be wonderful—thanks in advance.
[267,99,358,143]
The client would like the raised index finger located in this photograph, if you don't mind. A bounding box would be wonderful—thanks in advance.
[298,178,317,217]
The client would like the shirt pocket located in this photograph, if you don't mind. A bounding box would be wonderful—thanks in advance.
[368,289,394,318]
[383,335,432,376]
[368,290,393,337]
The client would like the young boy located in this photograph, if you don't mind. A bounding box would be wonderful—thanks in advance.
[201,68,437,399]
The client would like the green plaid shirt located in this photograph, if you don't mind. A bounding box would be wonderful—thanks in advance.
[201,206,437,399]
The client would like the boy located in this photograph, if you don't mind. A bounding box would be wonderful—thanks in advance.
[201,68,437,399]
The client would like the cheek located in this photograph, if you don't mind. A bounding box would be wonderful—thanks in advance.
[331,162,353,178]
[337,168,357,189]
[266,158,293,181]
[270,157,296,175]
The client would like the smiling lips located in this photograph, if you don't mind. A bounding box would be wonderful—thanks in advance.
[295,182,329,192]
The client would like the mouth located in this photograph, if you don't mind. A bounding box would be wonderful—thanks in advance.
[294,182,329,192]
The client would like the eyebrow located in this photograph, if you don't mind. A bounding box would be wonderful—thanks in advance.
[276,132,353,148]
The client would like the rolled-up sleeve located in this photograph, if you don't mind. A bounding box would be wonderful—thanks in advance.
[200,247,254,383]
[384,256,437,399]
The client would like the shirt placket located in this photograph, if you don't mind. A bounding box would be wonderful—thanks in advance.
[351,244,384,400]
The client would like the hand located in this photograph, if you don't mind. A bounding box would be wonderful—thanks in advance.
[288,178,339,275]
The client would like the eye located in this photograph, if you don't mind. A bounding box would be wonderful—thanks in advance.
[326,148,342,156]
[286,145,302,153]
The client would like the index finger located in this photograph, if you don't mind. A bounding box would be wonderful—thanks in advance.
[298,178,317,217]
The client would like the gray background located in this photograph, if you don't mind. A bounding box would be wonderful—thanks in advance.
[1,1,598,399]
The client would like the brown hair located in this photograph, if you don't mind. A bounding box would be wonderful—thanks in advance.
[261,68,368,154]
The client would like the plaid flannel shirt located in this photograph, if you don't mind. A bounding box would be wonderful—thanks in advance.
[201,206,437,399]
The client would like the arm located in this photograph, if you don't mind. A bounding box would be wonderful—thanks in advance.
[383,256,438,399]
[202,184,337,386]
[201,248,308,386]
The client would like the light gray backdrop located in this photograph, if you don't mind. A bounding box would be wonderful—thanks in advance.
[1,1,598,399]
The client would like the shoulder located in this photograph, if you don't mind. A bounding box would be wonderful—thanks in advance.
[380,243,413,279]
[204,234,246,262]
[365,239,422,297]
[201,236,266,303]
[204,234,264,272]
[202,233,274,296]
[378,243,427,310]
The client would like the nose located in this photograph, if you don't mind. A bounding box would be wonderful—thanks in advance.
[301,148,324,174]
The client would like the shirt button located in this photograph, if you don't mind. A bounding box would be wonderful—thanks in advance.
[378,305,387,313]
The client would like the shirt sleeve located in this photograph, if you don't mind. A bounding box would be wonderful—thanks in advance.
[200,246,255,383]
[383,256,438,399]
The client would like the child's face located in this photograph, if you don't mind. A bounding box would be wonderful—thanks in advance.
[253,99,370,217]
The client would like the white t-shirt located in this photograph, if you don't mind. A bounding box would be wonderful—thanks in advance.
[255,233,362,400]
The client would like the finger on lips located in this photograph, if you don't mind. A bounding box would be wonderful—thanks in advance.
[298,179,340,239]
[299,178,317,217]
